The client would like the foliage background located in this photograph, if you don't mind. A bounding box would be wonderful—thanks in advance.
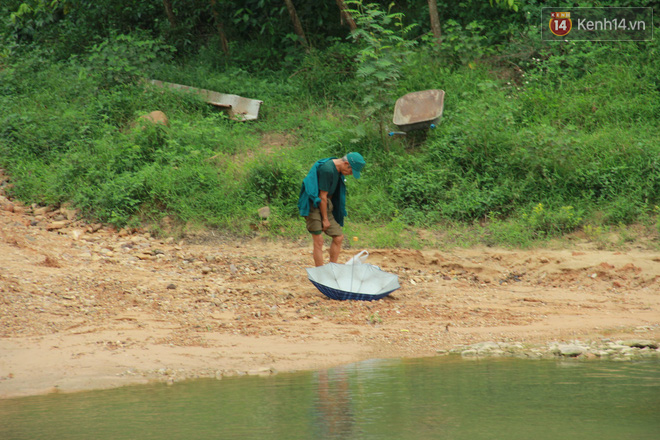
[1,0,659,249]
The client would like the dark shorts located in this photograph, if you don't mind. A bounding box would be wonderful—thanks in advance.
[305,199,343,237]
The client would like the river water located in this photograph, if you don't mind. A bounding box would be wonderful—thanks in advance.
[1,357,658,440]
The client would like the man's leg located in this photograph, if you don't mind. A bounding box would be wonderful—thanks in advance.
[312,233,325,267]
[329,234,344,263]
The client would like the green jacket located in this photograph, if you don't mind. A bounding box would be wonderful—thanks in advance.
[297,158,347,226]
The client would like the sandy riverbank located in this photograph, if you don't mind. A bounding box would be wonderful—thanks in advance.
[1,196,659,399]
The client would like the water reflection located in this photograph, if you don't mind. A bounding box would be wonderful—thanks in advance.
[313,367,355,438]
[1,357,658,440]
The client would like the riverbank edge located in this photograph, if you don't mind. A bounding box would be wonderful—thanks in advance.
[442,338,660,361]
[1,337,658,400]
[125,338,660,383]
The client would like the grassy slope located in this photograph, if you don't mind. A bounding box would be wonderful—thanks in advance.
[0,36,659,251]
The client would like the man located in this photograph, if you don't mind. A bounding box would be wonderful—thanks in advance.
[298,152,366,267]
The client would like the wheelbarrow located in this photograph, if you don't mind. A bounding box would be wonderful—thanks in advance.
[388,89,445,136]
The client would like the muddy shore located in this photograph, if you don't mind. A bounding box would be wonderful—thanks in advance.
[1,193,659,399]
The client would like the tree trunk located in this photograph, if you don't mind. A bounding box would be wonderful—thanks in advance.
[335,0,357,32]
[284,0,310,51]
[162,0,176,27]
[428,0,442,46]
[210,0,230,55]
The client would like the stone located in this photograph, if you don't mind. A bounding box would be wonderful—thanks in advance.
[63,208,78,220]
[258,206,271,219]
[33,206,50,216]
[556,344,585,357]
[474,341,500,350]
[622,340,658,349]
[69,230,83,240]
[46,221,68,231]
[139,110,169,127]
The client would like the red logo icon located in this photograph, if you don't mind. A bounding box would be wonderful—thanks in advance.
[549,12,572,36]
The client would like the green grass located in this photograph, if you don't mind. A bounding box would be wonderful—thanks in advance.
[1,21,659,250]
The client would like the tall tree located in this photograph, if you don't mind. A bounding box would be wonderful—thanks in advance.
[210,0,230,55]
[427,0,441,45]
[284,0,309,51]
[335,0,357,32]
[162,0,176,27]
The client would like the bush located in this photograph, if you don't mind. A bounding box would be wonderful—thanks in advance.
[521,203,583,238]
[246,155,303,211]
[86,32,175,87]
[1,5,658,245]
[294,42,358,102]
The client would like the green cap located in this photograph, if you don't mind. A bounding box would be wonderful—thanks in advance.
[347,152,365,179]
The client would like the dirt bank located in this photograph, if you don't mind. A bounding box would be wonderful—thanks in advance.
[1,191,659,398]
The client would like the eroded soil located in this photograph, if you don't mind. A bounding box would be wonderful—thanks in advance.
[1,181,659,398]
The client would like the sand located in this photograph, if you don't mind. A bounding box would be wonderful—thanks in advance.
[1,198,659,399]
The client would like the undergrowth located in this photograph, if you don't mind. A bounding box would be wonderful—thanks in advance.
[1,1,659,250]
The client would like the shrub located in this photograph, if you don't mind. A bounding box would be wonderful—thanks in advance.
[245,156,303,211]
[86,33,174,87]
[294,42,358,102]
[521,203,583,238]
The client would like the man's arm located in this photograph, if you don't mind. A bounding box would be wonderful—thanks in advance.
[319,190,330,231]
